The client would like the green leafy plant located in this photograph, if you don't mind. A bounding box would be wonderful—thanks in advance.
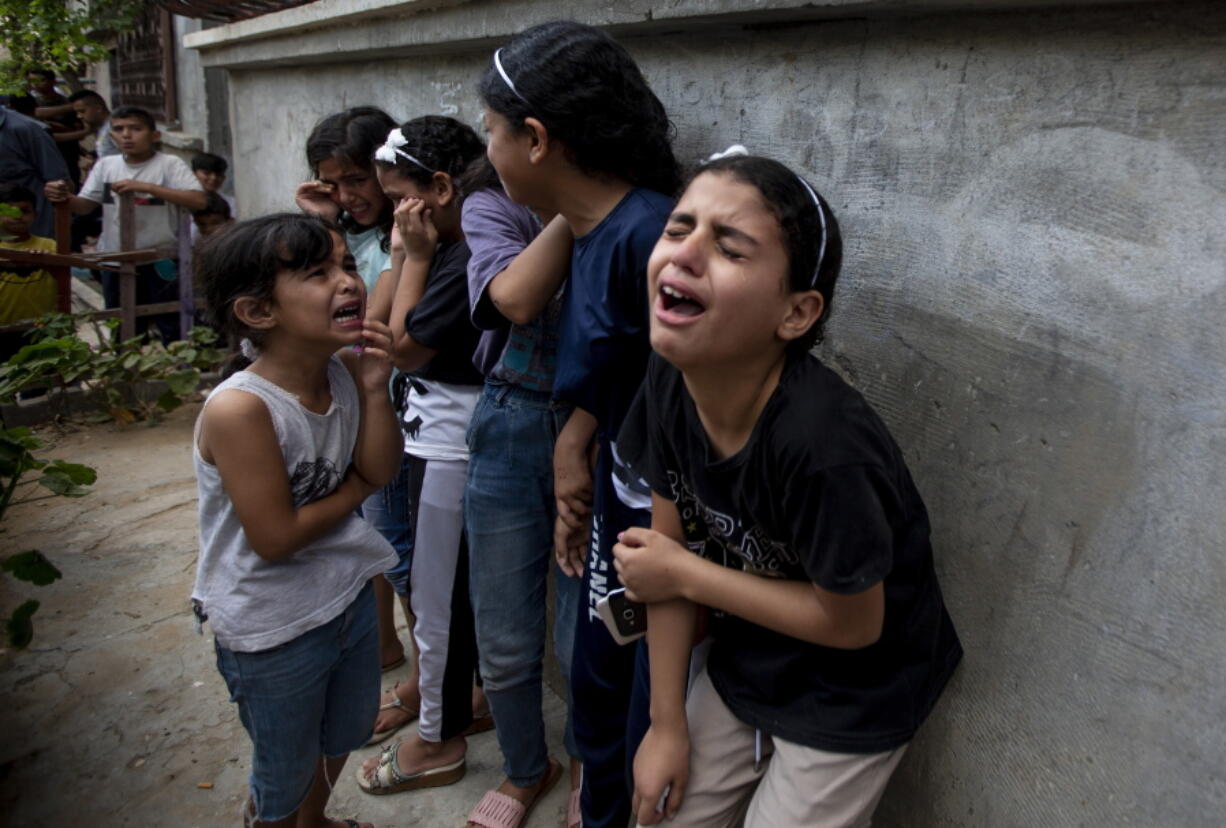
[0,426,95,648]
[0,203,19,243]
[0,313,223,423]
[0,0,144,94]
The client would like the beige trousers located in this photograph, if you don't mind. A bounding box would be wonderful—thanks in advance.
[641,669,907,828]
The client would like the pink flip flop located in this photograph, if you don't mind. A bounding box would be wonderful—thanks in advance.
[467,757,562,828]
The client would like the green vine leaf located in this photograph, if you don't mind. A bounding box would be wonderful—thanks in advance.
[38,460,96,496]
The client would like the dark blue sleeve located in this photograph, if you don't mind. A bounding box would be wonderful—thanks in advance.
[21,120,70,182]
[560,197,666,429]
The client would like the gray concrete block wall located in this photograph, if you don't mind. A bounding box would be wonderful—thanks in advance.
[207,2,1226,823]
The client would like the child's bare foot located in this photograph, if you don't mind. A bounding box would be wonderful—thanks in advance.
[357,734,467,795]
[381,649,406,671]
[466,685,494,735]
[471,685,489,718]
[361,733,465,779]
[369,677,420,742]
[565,759,582,828]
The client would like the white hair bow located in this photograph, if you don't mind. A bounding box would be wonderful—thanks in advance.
[704,144,749,163]
[375,128,432,173]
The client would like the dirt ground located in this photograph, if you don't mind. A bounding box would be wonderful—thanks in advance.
[0,402,570,827]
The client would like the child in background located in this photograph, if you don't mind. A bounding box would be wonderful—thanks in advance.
[477,20,681,828]
[0,183,58,361]
[614,152,963,826]
[190,152,236,244]
[460,157,584,826]
[193,192,233,243]
[297,106,414,683]
[356,115,489,795]
[193,213,399,828]
[44,105,206,341]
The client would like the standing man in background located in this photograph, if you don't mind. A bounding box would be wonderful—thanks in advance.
[0,104,71,239]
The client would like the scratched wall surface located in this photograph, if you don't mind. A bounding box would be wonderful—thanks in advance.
[221,3,1226,824]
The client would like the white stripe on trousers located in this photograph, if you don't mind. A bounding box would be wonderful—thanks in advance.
[407,456,468,743]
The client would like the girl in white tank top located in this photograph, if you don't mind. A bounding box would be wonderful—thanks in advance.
[192,213,400,827]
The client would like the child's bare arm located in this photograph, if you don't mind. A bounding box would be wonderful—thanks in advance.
[363,224,403,326]
[366,267,395,324]
[295,180,340,222]
[554,407,596,523]
[486,213,572,324]
[201,390,376,562]
[387,197,438,372]
[43,180,97,215]
[614,526,885,649]
[110,179,208,211]
[553,407,597,576]
[339,322,400,490]
[633,494,697,825]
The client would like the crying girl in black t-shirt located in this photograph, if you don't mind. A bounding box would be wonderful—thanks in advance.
[613,149,962,827]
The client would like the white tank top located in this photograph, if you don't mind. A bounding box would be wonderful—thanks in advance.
[191,356,396,652]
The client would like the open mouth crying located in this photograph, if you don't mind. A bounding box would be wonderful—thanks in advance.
[333,303,361,323]
[661,284,705,317]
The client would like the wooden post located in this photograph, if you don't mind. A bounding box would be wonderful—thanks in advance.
[53,202,72,313]
[118,193,136,340]
[178,211,194,338]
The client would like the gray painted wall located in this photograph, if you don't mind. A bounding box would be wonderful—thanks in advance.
[196,2,1226,824]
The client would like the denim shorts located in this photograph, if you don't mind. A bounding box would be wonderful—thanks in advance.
[214,582,379,821]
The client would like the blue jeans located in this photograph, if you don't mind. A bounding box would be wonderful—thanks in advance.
[466,382,581,787]
[214,582,379,821]
[362,453,414,595]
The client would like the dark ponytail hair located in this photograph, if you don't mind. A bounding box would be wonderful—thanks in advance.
[479,21,681,197]
[304,106,396,248]
[694,155,843,351]
[372,115,487,202]
[198,213,338,376]
[456,155,503,201]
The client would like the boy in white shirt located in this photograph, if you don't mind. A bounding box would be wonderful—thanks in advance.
[45,105,205,341]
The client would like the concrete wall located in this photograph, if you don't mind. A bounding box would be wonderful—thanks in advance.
[163,17,235,198]
[190,1,1226,824]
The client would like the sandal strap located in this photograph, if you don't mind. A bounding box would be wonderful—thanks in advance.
[377,681,418,714]
[467,790,526,828]
[370,743,410,789]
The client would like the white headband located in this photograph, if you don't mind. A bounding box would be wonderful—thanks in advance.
[374,128,433,173]
[494,48,531,106]
[704,144,828,288]
[794,177,829,288]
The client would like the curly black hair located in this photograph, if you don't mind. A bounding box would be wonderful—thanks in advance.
[693,155,843,351]
[304,106,396,249]
[372,115,486,201]
[479,21,681,197]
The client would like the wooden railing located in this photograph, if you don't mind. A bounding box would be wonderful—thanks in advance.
[0,198,195,341]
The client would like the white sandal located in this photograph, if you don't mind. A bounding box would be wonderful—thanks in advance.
[356,742,466,795]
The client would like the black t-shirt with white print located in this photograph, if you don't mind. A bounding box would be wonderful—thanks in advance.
[404,239,482,386]
[618,351,962,754]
